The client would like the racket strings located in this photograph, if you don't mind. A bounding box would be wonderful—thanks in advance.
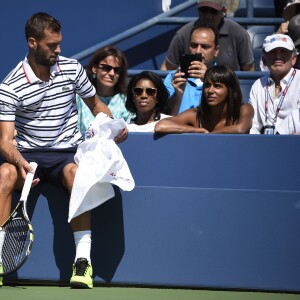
[2,218,30,274]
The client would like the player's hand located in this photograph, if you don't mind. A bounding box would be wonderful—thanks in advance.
[114,127,128,144]
[16,159,40,187]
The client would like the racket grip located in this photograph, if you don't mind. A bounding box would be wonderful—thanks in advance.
[20,162,38,201]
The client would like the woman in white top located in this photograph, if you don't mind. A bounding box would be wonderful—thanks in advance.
[125,71,171,132]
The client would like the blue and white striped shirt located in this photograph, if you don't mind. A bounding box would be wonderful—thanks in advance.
[0,55,96,150]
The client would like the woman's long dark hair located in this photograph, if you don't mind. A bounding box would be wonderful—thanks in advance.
[197,65,243,126]
[126,71,171,119]
[86,45,128,94]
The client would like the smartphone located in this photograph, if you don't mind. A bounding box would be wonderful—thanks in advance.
[179,54,202,78]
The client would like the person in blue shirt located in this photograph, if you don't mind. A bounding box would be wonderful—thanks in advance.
[156,65,254,134]
[164,23,220,115]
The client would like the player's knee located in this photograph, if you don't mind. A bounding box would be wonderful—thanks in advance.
[0,164,18,188]
[62,163,78,191]
[68,164,78,181]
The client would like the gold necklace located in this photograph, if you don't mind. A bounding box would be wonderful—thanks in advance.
[275,84,282,96]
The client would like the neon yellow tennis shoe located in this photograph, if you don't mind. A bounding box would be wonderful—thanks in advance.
[70,258,93,289]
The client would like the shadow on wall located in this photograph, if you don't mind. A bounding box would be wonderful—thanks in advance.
[10,183,125,282]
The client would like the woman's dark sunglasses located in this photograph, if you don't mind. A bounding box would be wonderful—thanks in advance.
[98,63,121,74]
[132,87,157,96]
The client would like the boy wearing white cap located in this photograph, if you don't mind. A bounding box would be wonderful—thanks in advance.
[249,34,300,134]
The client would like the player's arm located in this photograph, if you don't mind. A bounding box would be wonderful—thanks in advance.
[82,95,127,143]
[0,121,35,180]
[82,94,112,118]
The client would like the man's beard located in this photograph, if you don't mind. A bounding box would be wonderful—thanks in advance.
[35,46,57,66]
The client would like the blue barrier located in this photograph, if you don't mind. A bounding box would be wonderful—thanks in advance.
[6,133,300,292]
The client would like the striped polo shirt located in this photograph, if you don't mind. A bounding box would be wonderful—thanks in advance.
[0,55,96,150]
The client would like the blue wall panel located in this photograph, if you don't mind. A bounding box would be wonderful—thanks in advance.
[0,0,189,80]
[5,134,300,292]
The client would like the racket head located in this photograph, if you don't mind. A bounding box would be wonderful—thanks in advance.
[0,161,37,276]
[0,215,33,276]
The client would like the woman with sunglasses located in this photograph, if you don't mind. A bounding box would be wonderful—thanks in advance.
[125,71,171,132]
[76,45,134,134]
[155,65,254,134]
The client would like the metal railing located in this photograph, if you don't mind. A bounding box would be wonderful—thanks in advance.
[71,0,282,69]
[127,70,268,80]
[71,0,198,61]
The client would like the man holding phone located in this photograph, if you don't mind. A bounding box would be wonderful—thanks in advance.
[164,23,219,115]
[161,0,254,72]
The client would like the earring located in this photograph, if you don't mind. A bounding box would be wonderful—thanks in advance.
[92,73,96,79]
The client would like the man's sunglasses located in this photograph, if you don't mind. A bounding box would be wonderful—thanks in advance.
[98,64,121,74]
[132,87,157,96]
[198,7,220,15]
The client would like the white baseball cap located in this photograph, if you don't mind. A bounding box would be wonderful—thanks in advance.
[262,34,295,52]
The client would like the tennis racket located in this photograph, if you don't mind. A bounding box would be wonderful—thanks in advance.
[0,161,37,276]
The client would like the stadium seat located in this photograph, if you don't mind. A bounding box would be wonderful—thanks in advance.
[239,79,254,103]
[253,48,263,71]
[247,26,275,48]
[234,0,275,17]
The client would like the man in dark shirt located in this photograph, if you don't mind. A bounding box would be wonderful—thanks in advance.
[160,0,255,71]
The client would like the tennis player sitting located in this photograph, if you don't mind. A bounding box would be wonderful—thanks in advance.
[0,12,127,288]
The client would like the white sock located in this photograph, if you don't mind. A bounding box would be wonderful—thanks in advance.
[73,230,91,263]
[0,228,5,264]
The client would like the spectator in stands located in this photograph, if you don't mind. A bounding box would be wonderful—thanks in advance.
[275,17,300,134]
[160,0,254,71]
[0,12,127,289]
[274,0,288,18]
[77,45,133,134]
[276,106,300,133]
[125,71,171,132]
[164,23,220,115]
[249,34,300,134]
[155,65,254,134]
[276,0,300,34]
[261,4,300,71]
[283,0,300,19]
[288,14,300,69]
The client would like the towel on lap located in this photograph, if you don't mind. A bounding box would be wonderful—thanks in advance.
[68,113,135,222]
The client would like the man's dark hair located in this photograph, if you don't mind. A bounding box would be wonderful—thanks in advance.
[25,12,61,41]
[190,22,219,47]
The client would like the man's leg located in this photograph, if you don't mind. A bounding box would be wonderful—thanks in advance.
[0,163,20,287]
[62,163,93,289]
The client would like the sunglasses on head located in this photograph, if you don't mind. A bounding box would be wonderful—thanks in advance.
[98,63,121,74]
[198,7,220,15]
[132,87,157,96]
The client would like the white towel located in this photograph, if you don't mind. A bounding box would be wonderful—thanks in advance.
[68,113,135,222]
